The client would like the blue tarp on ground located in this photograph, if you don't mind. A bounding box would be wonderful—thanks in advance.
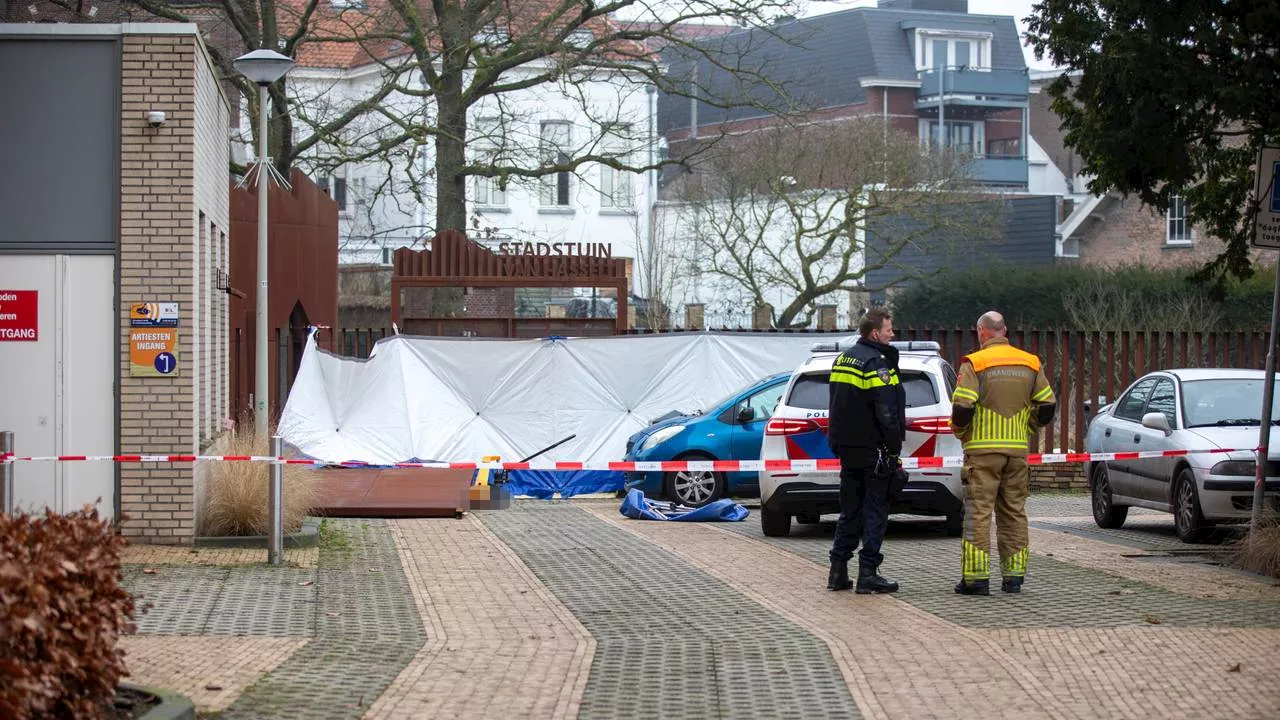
[503,470,623,499]
[619,489,750,522]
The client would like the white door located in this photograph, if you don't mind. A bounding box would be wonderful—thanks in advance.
[0,255,115,519]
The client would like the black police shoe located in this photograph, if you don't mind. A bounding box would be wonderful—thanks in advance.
[855,573,899,594]
[1002,577,1024,594]
[827,562,853,591]
[954,580,991,596]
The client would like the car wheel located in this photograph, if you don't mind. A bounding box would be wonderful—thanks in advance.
[945,512,963,537]
[1173,468,1212,543]
[761,506,792,537]
[1091,464,1129,529]
[663,457,724,507]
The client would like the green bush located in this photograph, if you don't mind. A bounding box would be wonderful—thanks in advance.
[1,506,135,719]
[891,263,1276,331]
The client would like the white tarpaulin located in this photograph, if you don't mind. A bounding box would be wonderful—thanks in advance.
[279,331,853,493]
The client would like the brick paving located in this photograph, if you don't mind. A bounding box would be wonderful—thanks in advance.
[479,502,861,720]
[582,503,1280,720]
[121,543,319,568]
[115,496,1280,719]
[364,516,594,719]
[119,637,308,712]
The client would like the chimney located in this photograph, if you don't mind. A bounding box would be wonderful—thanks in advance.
[877,0,969,12]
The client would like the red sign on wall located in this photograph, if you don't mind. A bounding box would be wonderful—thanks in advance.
[0,290,38,341]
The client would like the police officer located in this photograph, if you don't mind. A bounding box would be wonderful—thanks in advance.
[826,308,904,594]
[950,311,1056,595]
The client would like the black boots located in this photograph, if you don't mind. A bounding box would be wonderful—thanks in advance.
[954,579,990,596]
[827,562,853,591]
[828,562,899,594]
[1001,577,1024,594]
[855,571,899,594]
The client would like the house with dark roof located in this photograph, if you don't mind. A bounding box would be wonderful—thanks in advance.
[658,0,1033,189]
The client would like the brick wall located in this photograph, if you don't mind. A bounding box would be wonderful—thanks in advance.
[1070,194,1225,269]
[118,27,229,545]
[1030,464,1086,491]
[466,288,516,318]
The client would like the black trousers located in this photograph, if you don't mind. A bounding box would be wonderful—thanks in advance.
[828,447,890,574]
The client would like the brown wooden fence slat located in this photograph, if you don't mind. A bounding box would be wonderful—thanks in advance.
[1059,330,1071,452]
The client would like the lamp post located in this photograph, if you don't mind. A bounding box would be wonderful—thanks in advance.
[233,48,295,437]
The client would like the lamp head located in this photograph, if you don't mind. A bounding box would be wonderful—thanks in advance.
[233,48,295,85]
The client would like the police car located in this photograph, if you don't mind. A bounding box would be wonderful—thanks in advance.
[758,340,965,537]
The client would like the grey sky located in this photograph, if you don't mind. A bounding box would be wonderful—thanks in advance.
[802,0,1059,70]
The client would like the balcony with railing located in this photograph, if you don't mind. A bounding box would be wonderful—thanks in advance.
[968,156,1028,186]
[915,66,1030,108]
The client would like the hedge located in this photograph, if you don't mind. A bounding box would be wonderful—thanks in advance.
[890,263,1277,331]
[1,506,135,719]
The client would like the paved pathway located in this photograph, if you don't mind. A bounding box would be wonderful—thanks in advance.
[116,496,1280,719]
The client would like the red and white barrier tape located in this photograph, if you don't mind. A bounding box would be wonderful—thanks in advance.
[0,448,1252,472]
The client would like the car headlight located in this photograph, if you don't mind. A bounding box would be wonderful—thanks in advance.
[639,425,685,454]
[1210,460,1256,476]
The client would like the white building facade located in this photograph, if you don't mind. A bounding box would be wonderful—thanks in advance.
[242,53,660,287]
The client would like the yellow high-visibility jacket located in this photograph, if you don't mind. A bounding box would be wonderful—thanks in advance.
[949,338,1056,456]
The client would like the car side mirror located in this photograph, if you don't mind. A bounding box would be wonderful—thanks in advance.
[1141,412,1172,435]
[737,406,756,423]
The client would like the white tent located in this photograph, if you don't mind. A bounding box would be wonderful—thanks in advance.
[279,331,855,473]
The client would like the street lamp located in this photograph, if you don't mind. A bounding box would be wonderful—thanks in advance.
[233,48,295,437]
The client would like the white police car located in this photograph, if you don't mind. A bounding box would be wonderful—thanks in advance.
[758,340,965,537]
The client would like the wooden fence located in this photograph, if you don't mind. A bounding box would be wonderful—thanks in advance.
[277,326,1273,454]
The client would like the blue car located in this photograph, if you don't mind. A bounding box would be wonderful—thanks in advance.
[623,372,790,506]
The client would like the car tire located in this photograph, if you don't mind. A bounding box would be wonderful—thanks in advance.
[1091,464,1129,529]
[945,512,963,537]
[1173,468,1212,544]
[761,506,792,537]
[663,454,724,507]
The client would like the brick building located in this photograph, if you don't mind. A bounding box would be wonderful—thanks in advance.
[1030,70,1233,268]
[0,23,231,544]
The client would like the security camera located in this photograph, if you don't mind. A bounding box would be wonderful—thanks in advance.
[146,111,166,128]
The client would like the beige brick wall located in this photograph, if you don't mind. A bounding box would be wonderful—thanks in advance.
[119,27,229,544]
[194,41,230,446]
[1071,194,1224,269]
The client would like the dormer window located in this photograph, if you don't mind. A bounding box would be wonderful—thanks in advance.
[914,29,992,71]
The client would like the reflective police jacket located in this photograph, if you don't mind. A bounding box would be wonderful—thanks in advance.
[827,338,906,457]
[949,337,1057,456]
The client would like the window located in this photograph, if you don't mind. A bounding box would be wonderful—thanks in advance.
[540,121,572,207]
[919,120,981,154]
[1114,378,1158,422]
[941,361,957,398]
[787,373,830,410]
[987,138,1021,158]
[785,371,937,410]
[915,31,991,71]
[318,175,347,212]
[600,125,633,209]
[738,383,786,423]
[1146,380,1178,428]
[473,118,506,207]
[1182,378,1280,428]
[1167,195,1192,244]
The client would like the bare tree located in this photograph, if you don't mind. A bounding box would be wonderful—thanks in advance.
[29,0,805,236]
[665,117,1000,328]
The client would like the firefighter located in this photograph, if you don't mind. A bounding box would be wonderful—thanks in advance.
[826,307,905,594]
[950,311,1056,595]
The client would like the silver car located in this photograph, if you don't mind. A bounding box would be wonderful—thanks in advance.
[1085,368,1280,542]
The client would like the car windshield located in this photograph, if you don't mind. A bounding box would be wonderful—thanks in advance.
[1182,378,1280,428]
[786,370,938,410]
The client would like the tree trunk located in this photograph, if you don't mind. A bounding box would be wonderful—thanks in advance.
[434,4,469,235]
[435,94,468,233]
